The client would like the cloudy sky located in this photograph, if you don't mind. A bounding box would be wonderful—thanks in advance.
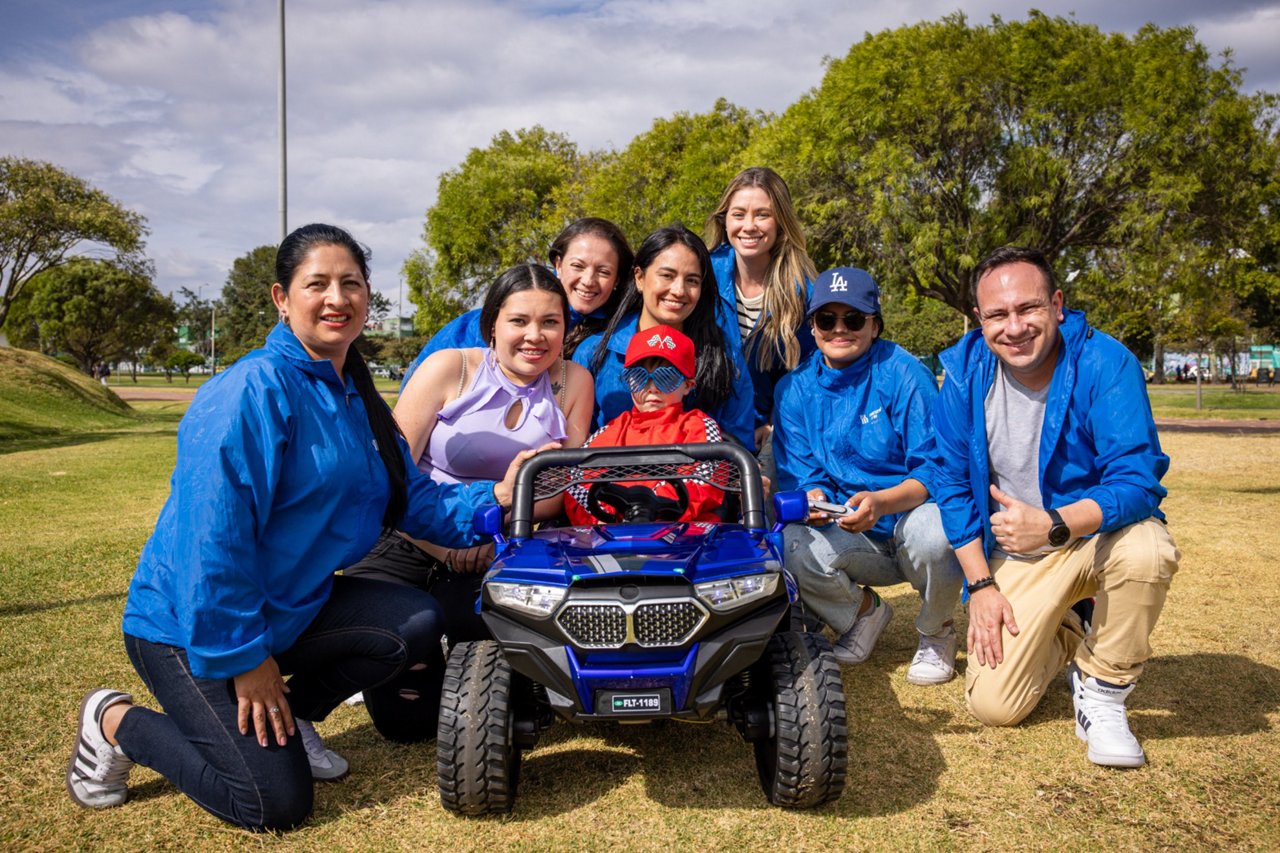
[3,0,1279,311]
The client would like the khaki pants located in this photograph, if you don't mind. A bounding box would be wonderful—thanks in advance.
[966,518,1179,727]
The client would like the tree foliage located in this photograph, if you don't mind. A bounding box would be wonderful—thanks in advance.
[22,259,173,374]
[403,14,1278,358]
[557,99,768,246]
[0,157,147,331]
[750,12,1277,330]
[218,245,277,363]
[417,127,580,310]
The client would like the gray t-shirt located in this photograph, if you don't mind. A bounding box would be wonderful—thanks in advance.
[985,363,1049,557]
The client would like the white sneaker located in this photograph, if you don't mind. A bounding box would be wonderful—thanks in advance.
[832,589,893,665]
[1069,664,1146,768]
[298,719,350,782]
[67,689,135,808]
[906,625,957,685]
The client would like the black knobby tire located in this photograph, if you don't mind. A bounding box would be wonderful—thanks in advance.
[753,630,848,808]
[436,640,521,815]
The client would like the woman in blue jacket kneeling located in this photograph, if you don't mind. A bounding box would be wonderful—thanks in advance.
[774,267,963,685]
[64,224,531,831]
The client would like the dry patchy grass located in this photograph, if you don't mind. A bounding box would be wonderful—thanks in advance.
[1,430,1278,851]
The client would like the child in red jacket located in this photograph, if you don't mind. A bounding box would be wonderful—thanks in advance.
[565,326,726,525]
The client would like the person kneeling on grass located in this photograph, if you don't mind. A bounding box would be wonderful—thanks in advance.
[931,246,1178,768]
[565,326,727,525]
[774,267,963,685]
[64,224,537,832]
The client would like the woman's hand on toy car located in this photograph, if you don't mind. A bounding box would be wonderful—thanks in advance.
[494,441,562,508]
[446,541,495,573]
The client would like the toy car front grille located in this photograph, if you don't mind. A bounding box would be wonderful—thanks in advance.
[555,598,709,649]
[557,604,628,648]
[633,601,704,646]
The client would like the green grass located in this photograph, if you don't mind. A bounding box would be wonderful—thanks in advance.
[3,355,1279,849]
[0,348,139,447]
[1146,385,1280,420]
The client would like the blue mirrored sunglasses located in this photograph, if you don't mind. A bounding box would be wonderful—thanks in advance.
[623,364,685,394]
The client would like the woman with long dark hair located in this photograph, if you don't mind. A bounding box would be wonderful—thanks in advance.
[574,224,755,449]
[65,224,533,831]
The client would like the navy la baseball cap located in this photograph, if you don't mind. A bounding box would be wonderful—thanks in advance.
[807,267,881,317]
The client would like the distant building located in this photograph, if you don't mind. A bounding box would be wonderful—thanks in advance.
[365,316,414,338]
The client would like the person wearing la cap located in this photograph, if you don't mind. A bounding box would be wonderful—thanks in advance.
[931,246,1178,768]
[774,266,964,684]
[564,325,728,525]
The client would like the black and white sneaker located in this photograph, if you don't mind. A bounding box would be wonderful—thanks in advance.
[1068,664,1145,768]
[67,689,135,808]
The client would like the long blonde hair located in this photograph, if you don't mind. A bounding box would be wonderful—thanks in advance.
[705,167,817,372]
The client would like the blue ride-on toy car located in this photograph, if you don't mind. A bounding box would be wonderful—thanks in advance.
[435,442,848,814]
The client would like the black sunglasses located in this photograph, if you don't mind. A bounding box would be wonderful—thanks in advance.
[813,310,871,333]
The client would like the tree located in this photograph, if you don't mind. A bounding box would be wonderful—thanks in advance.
[412,127,580,311]
[750,12,1273,328]
[367,290,392,327]
[23,259,173,374]
[402,248,467,338]
[165,349,207,383]
[555,99,768,247]
[218,245,277,363]
[0,157,147,332]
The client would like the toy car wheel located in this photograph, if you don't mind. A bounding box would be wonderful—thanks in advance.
[436,640,521,815]
[753,631,848,808]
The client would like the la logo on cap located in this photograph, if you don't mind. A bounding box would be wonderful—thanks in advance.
[830,272,848,292]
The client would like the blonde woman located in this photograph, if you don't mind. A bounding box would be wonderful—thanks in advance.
[705,167,818,449]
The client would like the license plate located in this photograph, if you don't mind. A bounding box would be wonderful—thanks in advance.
[596,689,671,715]
[612,694,661,713]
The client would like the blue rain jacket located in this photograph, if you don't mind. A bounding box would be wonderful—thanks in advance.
[773,339,940,539]
[930,309,1168,554]
[123,323,493,679]
[710,244,815,428]
[572,311,757,450]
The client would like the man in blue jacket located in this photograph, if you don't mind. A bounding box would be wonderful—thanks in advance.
[932,246,1179,768]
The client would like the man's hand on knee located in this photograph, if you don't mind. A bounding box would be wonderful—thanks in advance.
[967,586,1018,668]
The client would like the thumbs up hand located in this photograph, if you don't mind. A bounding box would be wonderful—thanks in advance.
[988,484,1052,553]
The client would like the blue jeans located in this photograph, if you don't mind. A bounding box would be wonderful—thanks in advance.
[116,575,444,831]
[343,530,488,743]
[783,503,963,636]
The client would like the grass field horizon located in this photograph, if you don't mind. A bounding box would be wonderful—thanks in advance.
[2,348,1278,850]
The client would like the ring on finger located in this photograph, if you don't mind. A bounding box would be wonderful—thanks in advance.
[269,706,281,715]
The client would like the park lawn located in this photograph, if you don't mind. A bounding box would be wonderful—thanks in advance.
[1,410,1278,850]
[1146,385,1280,421]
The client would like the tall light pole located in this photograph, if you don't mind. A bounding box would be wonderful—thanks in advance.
[278,0,287,242]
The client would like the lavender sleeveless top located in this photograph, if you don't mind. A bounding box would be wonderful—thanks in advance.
[419,350,567,485]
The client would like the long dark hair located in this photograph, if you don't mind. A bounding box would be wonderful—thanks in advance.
[276,223,407,528]
[478,263,569,344]
[591,224,735,413]
[547,217,634,357]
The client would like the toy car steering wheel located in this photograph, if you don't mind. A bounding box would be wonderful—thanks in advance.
[585,480,690,524]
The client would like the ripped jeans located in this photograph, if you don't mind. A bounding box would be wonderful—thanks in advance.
[118,574,443,830]
[343,530,488,742]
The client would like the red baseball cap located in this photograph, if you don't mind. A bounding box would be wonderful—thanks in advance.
[624,325,696,378]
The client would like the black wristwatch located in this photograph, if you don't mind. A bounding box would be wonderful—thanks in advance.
[1046,508,1071,547]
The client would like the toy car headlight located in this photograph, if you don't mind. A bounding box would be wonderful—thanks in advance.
[694,573,779,612]
[487,582,567,617]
